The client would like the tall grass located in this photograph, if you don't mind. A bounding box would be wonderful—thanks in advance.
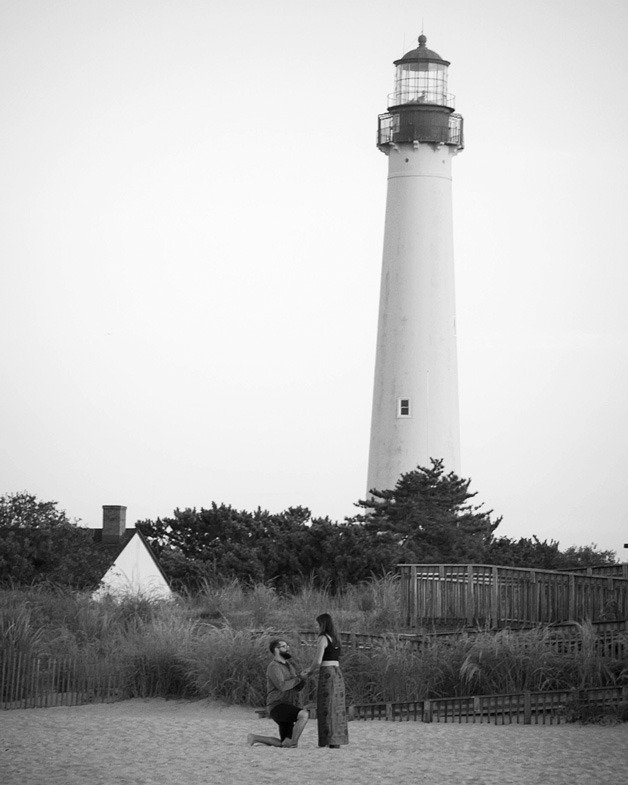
[183,576,405,631]
[1,581,624,707]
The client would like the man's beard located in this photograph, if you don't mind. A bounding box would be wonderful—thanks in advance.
[282,652,292,660]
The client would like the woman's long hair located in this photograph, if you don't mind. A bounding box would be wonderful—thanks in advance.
[316,612,340,648]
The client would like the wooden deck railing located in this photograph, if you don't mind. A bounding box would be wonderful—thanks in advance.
[398,564,628,628]
[560,564,628,579]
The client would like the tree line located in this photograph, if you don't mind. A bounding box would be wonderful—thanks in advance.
[0,461,617,591]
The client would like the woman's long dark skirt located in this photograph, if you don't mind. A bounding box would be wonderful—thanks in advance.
[316,666,349,747]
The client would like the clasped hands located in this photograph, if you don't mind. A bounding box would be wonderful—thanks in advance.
[294,669,310,689]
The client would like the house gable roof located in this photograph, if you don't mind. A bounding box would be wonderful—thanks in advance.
[78,527,172,591]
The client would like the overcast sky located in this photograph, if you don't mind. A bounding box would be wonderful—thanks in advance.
[1,0,627,557]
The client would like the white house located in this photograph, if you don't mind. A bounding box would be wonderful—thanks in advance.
[91,505,173,601]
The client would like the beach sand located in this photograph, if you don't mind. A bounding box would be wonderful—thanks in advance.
[1,698,626,785]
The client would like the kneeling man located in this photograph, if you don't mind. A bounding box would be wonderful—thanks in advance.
[247,638,308,748]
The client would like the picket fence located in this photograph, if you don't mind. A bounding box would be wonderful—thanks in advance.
[349,686,627,725]
[0,649,168,710]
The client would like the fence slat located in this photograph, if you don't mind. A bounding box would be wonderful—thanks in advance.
[10,651,21,706]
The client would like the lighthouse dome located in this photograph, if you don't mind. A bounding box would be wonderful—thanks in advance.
[394,34,450,66]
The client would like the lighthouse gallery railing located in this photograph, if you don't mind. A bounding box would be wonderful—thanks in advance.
[378,112,464,149]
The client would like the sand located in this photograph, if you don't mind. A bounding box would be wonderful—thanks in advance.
[1,698,626,785]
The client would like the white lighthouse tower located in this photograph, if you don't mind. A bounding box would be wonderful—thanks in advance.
[367,34,464,494]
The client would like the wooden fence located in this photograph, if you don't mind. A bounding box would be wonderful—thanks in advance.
[398,564,628,628]
[5,648,626,727]
[293,622,627,660]
[349,686,627,725]
[561,564,628,579]
[0,650,129,710]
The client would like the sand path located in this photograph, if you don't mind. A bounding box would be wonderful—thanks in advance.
[1,698,626,785]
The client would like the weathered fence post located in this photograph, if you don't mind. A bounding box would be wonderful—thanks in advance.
[423,699,432,723]
[410,565,418,628]
[568,574,576,620]
[607,577,615,621]
[466,564,475,626]
[491,566,499,628]
[524,691,531,725]
[10,651,22,707]
[386,702,393,720]
[530,571,538,624]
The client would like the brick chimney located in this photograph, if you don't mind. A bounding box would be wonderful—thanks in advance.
[102,505,127,543]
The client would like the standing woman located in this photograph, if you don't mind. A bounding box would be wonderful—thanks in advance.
[305,612,349,748]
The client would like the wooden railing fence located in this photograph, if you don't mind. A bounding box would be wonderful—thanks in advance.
[291,622,627,659]
[398,564,628,628]
[349,686,627,725]
[561,564,628,579]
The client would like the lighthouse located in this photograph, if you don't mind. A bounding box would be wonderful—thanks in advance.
[366,34,464,494]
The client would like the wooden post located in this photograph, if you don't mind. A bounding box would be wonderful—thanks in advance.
[26,655,36,709]
[530,571,538,624]
[386,702,393,720]
[523,691,531,725]
[423,699,432,723]
[568,574,576,620]
[466,564,475,626]
[70,657,78,706]
[9,650,20,707]
[491,566,499,628]
[437,565,445,620]
[410,565,418,628]
[0,648,8,709]
[33,658,41,707]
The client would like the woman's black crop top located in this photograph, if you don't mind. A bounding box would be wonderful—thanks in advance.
[321,635,342,661]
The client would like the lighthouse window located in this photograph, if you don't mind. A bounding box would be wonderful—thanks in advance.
[398,398,411,417]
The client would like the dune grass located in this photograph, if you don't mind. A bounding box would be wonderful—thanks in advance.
[1,580,624,707]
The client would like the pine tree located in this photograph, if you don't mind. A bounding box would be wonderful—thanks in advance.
[353,459,501,563]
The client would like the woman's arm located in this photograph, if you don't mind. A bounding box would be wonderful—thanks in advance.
[303,635,328,677]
